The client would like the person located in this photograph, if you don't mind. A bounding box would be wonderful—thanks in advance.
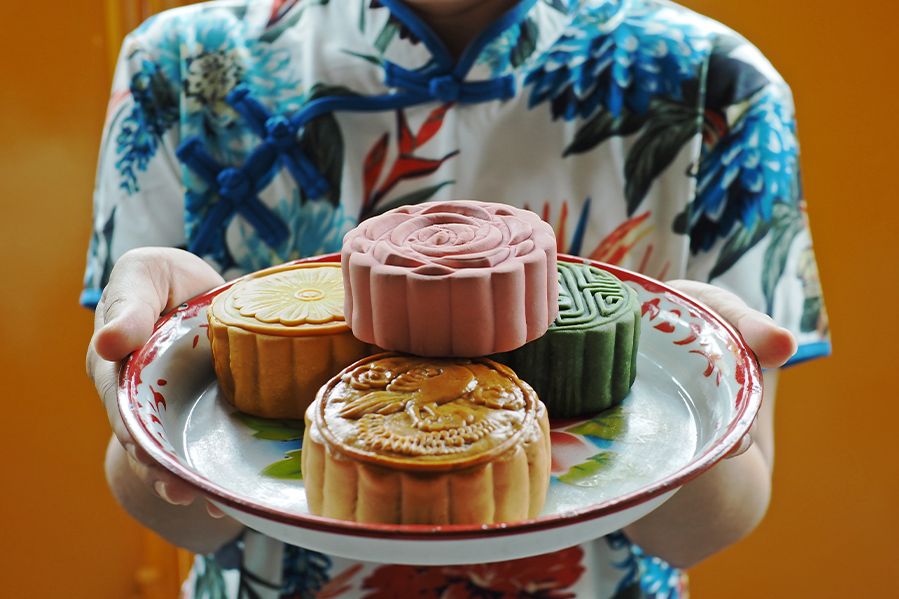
[84,0,830,596]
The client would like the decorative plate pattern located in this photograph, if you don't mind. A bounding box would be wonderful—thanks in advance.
[119,253,761,565]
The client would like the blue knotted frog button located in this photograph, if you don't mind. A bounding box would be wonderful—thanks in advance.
[429,75,461,102]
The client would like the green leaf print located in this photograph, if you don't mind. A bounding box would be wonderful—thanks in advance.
[259,0,330,43]
[300,84,356,206]
[371,180,455,216]
[510,18,539,68]
[611,582,644,599]
[624,99,700,216]
[261,449,303,480]
[236,413,304,441]
[374,20,400,53]
[565,406,628,440]
[100,205,117,289]
[563,109,646,157]
[708,215,770,281]
[801,296,824,333]
[193,554,228,599]
[342,50,384,66]
[542,0,570,13]
[708,200,802,291]
[762,201,803,312]
[558,452,617,486]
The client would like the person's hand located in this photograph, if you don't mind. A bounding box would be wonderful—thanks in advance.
[87,247,225,510]
[665,280,797,457]
[666,280,797,368]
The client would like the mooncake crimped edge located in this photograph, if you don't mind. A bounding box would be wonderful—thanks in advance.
[303,393,550,524]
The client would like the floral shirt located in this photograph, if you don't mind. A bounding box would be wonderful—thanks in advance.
[83,0,831,597]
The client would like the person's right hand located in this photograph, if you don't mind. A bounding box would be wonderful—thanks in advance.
[87,247,225,508]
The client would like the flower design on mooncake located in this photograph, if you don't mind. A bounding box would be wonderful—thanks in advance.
[302,354,551,524]
[354,203,543,273]
[342,201,558,356]
[207,263,372,419]
[231,266,344,326]
[212,263,350,336]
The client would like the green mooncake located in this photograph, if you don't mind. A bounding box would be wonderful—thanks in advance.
[494,261,640,418]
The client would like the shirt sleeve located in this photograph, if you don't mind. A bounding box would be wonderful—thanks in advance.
[81,31,186,308]
[683,34,831,366]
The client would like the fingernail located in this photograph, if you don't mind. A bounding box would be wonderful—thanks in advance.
[154,481,191,506]
[206,502,226,519]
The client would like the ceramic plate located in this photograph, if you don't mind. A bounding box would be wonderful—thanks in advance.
[119,253,761,565]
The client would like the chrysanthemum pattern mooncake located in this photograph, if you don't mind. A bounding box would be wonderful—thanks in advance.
[207,263,372,419]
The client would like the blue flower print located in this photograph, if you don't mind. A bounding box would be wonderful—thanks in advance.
[115,58,179,194]
[278,192,355,258]
[525,0,707,121]
[234,190,356,273]
[690,88,799,254]
[542,0,577,13]
[476,18,539,77]
[606,532,683,598]
[280,545,333,598]
[142,6,302,148]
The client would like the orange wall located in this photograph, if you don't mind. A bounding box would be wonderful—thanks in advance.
[0,1,895,597]
[0,3,143,598]
[681,1,899,596]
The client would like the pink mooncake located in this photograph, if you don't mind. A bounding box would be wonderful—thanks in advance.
[341,201,558,357]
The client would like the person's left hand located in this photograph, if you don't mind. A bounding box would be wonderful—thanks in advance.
[665,280,797,457]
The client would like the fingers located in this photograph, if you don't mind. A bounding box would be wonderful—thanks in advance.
[125,446,223,516]
[735,312,797,369]
[88,249,225,507]
[122,441,198,506]
[724,433,754,459]
[206,502,226,519]
[92,248,224,362]
[666,280,797,369]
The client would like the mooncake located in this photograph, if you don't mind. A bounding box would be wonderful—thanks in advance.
[341,201,558,357]
[494,261,640,418]
[207,262,371,419]
[302,353,551,525]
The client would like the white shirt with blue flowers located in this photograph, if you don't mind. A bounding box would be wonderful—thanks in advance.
[83,1,830,597]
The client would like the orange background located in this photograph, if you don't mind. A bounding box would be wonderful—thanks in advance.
[0,1,896,597]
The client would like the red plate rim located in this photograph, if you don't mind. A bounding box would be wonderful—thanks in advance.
[120,253,762,541]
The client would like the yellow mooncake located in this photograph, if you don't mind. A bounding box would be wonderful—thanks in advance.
[207,262,371,419]
[303,353,551,525]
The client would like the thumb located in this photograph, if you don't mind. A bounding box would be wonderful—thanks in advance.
[666,280,797,369]
[92,247,224,361]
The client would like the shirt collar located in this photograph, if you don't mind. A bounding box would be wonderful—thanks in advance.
[360,0,590,82]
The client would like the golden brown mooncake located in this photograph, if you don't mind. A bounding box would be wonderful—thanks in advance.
[302,353,551,525]
[207,262,371,419]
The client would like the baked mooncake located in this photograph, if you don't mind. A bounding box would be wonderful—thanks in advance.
[494,261,640,418]
[302,353,551,525]
[342,200,558,357]
[207,262,371,419]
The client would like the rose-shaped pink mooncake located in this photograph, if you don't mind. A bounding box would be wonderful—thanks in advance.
[342,201,558,356]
